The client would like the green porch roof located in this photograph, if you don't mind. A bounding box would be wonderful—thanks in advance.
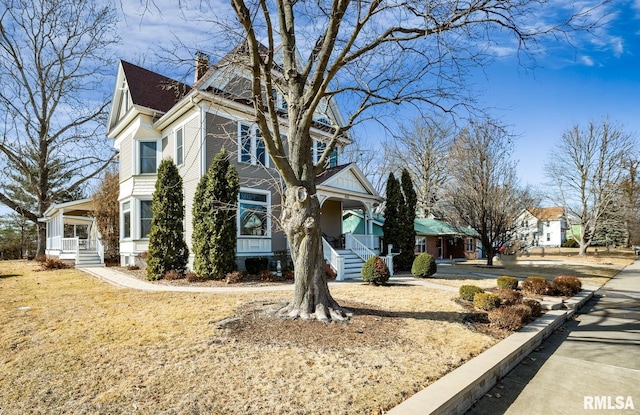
[413,218,479,237]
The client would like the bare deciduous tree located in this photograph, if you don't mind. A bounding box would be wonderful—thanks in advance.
[383,115,454,218]
[444,120,534,265]
[546,119,637,256]
[0,0,119,256]
[154,0,604,321]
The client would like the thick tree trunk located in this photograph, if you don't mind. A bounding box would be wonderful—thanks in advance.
[36,221,47,258]
[278,186,351,322]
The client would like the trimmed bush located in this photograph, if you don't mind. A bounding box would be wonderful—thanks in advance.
[459,285,484,301]
[225,271,244,284]
[522,276,551,295]
[473,292,501,311]
[522,299,542,318]
[362,255,390,285]
[163,269,184,280]
[185,271,205,283]
[495,288,523,306]
[552,275,582,297]
[39,258,71,270]
[245,257,269,275]
[411,252,437,278]
[489,304,532,331]
[497,276,519,290]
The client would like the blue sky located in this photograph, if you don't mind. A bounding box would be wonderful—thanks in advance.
[115,0,640,189]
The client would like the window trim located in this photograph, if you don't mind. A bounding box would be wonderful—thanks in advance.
[237,188,271,238]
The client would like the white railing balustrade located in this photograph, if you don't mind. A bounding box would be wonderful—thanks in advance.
[322,238,345,281]
[62,237,78,253]
[97,238,105,264]
[350,234,380,251]
[345,233,376,262]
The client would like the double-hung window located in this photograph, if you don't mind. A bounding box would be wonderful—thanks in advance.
[239,123,268,167]
[238,191,269,237]
[122,201,131,239]
[140,200,153,238]
[466,238,474,252]
[175,127,184,166]
[139,141,158,174]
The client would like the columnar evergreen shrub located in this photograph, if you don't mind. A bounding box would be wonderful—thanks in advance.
[411,252,437,278]
[522,276,551,295]
[192,148,239,279]
[473,292,501,311]
[496,276,518,290]
[361,255,390,285]
[396,169,417,270]
[146,159,189,280]
[459,285,484,301]
[383,173,402,255]
[551,275,582,296]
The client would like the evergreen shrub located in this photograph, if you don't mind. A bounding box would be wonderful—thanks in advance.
[459,285,484,301]
[411,252,437,278]
[497,276,519,290]
[361,255,390,285]
[473,292,501,311]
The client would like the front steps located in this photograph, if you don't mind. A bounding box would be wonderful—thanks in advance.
[75,250,104,268]
[335,249,365,280]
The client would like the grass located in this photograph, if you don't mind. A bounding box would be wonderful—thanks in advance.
[0,260,496,415]
[430,248,634,290]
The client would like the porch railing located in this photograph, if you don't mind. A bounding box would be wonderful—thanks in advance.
[322,238,345,281]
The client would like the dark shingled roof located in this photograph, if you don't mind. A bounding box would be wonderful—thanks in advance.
[316,163,351,184]
[121,61,191,113]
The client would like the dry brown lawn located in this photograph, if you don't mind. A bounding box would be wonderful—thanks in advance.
[428,248,635,290]
[0,260,498,415]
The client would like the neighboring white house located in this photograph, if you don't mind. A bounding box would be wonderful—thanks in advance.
[515,207,567,248]
[104,45,384,279]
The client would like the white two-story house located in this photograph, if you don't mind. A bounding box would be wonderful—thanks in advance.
[515,207,567,248]
[105,47,384,279]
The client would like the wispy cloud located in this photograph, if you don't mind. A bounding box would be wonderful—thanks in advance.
[580,55,595,66]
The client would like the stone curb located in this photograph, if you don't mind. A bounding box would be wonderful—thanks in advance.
[387,288,595,415]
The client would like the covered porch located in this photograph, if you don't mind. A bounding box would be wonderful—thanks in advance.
[39,199,104,267]
[316,163,390,280]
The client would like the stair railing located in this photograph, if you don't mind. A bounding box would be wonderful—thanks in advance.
[345,233,394,276]
[322,237,345,281]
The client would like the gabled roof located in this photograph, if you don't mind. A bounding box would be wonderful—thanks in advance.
[316,163,382,201]
[528,206,565,221]
[121,61,191,113]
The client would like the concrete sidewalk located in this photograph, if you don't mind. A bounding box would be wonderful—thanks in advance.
[467,260,640,415]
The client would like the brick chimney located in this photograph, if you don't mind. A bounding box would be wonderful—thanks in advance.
[194,51,210,83]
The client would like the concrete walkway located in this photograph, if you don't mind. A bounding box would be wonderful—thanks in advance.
[467,260,640,415]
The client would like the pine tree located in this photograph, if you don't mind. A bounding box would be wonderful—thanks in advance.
[146,159,189,280]
[192,148,239,279]
[383,173,403,255]
[397,169,417,270]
